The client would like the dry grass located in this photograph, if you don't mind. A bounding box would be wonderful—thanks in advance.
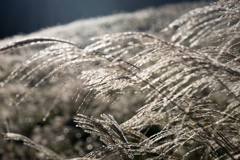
[1,0,240,159]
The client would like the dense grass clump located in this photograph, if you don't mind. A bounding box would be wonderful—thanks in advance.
[1,0,240,159]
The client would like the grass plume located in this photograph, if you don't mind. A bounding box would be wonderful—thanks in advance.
[1,0,240,159]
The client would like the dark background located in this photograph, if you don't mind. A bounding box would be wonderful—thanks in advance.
[1,0,203,39]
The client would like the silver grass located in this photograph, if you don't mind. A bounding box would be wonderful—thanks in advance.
[1,0,240,159]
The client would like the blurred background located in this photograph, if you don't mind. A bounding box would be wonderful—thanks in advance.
[1,0,203,40]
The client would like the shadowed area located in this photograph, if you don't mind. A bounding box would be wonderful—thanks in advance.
[1,0,203,39]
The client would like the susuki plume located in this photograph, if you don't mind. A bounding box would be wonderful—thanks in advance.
[1,0,240,159]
